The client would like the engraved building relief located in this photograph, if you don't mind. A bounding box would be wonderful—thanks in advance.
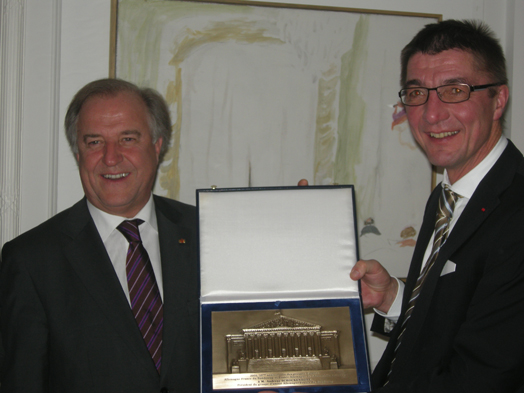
[225,312,340,373]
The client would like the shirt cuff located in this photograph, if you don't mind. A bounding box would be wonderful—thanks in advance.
[374,277,405,324]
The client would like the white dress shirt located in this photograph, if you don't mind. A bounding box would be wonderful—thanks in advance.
[379,135,508,323]
[87,194,164,304]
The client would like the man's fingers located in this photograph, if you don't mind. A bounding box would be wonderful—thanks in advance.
[297,179,309,186]
[350,259,380,281]
[350,260,368,281]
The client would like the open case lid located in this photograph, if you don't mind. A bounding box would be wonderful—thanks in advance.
[197,186,359,303]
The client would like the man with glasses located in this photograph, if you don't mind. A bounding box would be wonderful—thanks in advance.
[399,82,503,107]
[349,20,524,392]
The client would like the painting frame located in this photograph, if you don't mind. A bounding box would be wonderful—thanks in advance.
[110,0,441,278]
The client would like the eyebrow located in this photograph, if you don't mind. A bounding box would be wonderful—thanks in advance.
[82,134,101,142]
[82,130,142,142]
[120,130,142,138]
[404,77,470,87]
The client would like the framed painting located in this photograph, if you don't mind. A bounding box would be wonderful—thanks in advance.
[110,0,440,277]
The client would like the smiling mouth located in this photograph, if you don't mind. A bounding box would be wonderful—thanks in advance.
[430,131,459,139]
[103,173,130,180]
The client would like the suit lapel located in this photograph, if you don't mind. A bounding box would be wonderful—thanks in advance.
[402,187,440,302]
[154,197,196,383]
[431,141,521,279]
[60,199,158,376]
[398,141,523,355]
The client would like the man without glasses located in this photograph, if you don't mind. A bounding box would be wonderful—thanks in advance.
[1,79,200,392]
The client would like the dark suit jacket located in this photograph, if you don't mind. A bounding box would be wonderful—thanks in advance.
[0,195,200,393]
[371,140,524,393]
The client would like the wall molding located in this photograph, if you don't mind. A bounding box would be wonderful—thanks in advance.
[0,0,25,245]
[48,0,62,217]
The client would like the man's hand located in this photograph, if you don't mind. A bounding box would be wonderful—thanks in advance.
[350,259,398,313]
[297,179,309,186]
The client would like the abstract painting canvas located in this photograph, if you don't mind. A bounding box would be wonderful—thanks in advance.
[113,0,440,277]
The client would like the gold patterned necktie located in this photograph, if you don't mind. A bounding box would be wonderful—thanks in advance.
[386,185,460,384]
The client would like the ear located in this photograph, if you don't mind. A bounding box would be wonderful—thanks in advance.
[154,137,163,159]
[493,84,509,122]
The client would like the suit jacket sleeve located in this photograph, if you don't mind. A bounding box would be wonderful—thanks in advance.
[1,236,50,392]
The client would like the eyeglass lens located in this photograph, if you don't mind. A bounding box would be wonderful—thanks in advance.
[401,84,470,105]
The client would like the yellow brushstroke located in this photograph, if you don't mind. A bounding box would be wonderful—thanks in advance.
[333,15,370,217]
[314,65,339,184]
[158,76,182,199]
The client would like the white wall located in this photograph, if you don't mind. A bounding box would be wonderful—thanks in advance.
[56,1,113,218]
[2,0,523,370]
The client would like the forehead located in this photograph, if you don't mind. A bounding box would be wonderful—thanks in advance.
[405,49,483,85]
[78,91,149,129]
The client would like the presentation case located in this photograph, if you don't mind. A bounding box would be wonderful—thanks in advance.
[197,186,371,393]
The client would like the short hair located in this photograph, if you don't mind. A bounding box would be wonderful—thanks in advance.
[64,78,172,160]
[400,20,508,88]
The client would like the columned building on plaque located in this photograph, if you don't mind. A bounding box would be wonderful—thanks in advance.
[225,312,340,373]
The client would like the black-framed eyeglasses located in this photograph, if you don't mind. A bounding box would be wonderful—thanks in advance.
[398,82,503,106]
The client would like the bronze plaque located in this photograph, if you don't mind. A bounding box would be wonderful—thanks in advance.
[211,307,358,389]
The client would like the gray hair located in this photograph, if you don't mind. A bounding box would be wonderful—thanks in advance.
[64,78,172,160]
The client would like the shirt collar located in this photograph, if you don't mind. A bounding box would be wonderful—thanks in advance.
[87,194,158,242]
[443,135,507,199]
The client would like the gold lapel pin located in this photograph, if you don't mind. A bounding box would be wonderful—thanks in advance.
[179,238,186,244]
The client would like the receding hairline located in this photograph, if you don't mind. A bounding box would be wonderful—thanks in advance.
[79,88,147,110]
[75,89,157,136]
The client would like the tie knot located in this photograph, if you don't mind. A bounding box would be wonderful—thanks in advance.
[117,219,145,244]
[439,185,460,220]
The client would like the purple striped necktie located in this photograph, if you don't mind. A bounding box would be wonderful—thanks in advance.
[117,219,163,373]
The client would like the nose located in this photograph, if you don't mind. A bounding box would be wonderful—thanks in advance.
[422,90,450,125]
[102,142,123,166]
